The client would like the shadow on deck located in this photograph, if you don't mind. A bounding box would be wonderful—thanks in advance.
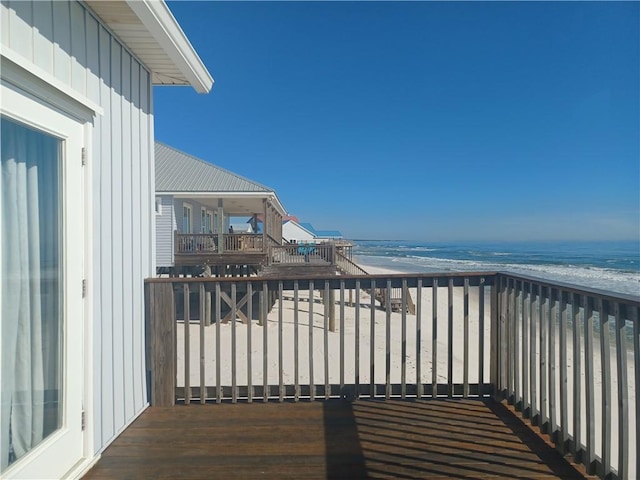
[84,399,593,479]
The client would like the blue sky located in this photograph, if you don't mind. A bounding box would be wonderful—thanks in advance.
[155,1,639,242]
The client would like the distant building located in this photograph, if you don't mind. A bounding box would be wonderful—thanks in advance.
[282,220,316,243]
[154,142,287,273]
[298,222,344,241]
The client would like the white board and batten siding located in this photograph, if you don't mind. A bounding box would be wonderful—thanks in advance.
[1,0,153,455]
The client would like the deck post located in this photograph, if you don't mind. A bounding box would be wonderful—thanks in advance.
[262,199,267,253]
[146,282,176,406]
[217,200,224,254]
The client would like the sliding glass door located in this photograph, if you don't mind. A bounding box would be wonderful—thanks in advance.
[1,82,85,478]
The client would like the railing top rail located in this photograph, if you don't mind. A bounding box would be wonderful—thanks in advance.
[145,269,639,305]
[496,271,640,305]
[145,271,500,284]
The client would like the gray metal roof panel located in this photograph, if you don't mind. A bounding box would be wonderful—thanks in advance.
[155,142,273,193]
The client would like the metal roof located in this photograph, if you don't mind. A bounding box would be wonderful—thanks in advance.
[155,142,274,193]
[298,222,317,234]
[314,230,343,238]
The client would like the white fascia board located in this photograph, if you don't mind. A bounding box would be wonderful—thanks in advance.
[125,0,214,94]
[161,191,288,215]
[269,193,288,216]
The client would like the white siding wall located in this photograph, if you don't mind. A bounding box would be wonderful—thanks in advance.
[1,0,154,455]
[155,195,176,269]
[283,222,316,243]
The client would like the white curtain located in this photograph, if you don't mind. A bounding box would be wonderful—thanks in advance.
[1,117,60,471]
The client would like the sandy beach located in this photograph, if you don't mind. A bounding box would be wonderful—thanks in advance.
[176,263,636,478]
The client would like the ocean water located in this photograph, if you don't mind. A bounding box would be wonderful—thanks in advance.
[353,240,640,297]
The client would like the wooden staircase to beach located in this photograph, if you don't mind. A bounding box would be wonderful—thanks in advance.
[255,247,415,314]
[334,252,416,314]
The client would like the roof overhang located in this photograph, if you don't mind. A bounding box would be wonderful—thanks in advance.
[84,0,213,93]
[163,191,288,216]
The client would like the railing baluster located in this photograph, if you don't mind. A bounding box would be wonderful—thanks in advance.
[549,288,557,438]
[559,290,569,452]
[432,278,438,398]
[262,281,268,402]
[355,280,361,399]
[324,281,330,400]
[215,282,221,403]
[502,276,510,399]
[231,283,237,403]
[309,280,315,401]
[448,278,454,398]
[506,278,514,403]
[632,305,640,480]
[514,280,520,408]
[614,302,628,479]
[370,279,376,398]
[294,281,299,402]
[278,281,284,402]
[584,296,595,474]
[416,278,423,399]
[540,286,548,430]
[572,293,582,459]
[463,277,469,398]
[401,279,407,399]
[600,298,611,477]
[340,280,345,394]
[479,278,485,397]
[199,284,205,404]
[385,279,392,400]
[184,284,190,405]
[490,277,499,400]
[247,282,253,403]
[523,282,529,416]
[530,283,537,421]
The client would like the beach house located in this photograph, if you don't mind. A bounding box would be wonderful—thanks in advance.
[154,142,287,276]
[282,219,316,243]
[0,1,212,477]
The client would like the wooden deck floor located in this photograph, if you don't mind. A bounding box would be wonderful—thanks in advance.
[84,399,593,479]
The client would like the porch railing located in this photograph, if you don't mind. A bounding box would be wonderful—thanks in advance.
[145,272,639,480]
[174,232,265,254]
[267,243,335,265]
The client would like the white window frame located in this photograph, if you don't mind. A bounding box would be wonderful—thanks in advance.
[206,210,214,234]
[0,77,88,479]
[182,202,192,233]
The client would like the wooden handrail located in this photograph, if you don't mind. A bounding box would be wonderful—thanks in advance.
[334,251,369,276]
[334,252,416,314]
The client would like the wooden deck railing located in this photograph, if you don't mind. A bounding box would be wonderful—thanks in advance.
[268,243,335,265]
[145,272,639,480]
[494,273,639,479]
[175,233,264,254]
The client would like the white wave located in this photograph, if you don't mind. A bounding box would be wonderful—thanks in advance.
[359,254,640,296]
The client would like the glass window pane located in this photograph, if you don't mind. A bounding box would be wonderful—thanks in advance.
[1,116,63,471]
